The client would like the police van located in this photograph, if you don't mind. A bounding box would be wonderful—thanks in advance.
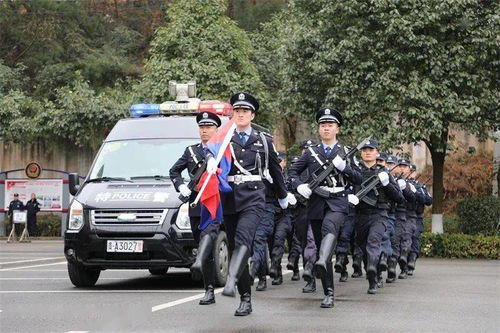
[64,82,235,287]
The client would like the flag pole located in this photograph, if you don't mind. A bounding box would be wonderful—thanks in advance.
[190,122,235,208]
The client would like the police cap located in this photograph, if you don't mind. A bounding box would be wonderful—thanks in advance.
[361,138,378,149]
[196,111,221,127]
[230,92,260,113]
[376,152,388,161]
[316,108,343,125]
[386,155,398,164]
[398,158,411,166]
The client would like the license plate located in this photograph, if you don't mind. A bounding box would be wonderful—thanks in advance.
[106,240,143,253]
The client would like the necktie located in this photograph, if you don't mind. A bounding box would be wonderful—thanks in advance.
[325,147,332,156]
[203,147,208,155]
[239,132,247,145]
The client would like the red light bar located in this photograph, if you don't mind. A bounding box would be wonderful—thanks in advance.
[198,100,233,116]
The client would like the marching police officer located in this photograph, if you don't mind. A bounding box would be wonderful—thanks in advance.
[217,92,289,316]
[288,108,362,308]
[384,155,401,283]
[351,140,404,294]
[169,110,222,306]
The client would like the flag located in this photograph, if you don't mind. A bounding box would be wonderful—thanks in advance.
[197,119,236,230]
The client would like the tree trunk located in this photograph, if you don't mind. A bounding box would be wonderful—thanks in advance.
[425,128,448,233]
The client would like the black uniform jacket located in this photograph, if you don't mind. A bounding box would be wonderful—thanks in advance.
[169,143,206,217]
[287,143,362,220]
[222,129,287,215]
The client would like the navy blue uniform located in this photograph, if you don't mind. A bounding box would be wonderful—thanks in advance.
[25,199,41,236]
[8,199,25,236]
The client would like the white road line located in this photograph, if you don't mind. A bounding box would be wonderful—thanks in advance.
[151,267,299,313]
[0,278,124,280]
[0,290,202,294]
[0,261,67,271]
[65,331,89,333]
[0,256,64,265]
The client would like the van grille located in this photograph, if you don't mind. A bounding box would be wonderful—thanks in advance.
[90,209,167,225]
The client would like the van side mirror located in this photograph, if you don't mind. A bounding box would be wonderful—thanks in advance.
[69,173,80,196]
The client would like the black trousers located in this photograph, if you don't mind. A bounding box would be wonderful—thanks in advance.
[270,210,292,260]
[189,216,220,244]
[354,210,387,259]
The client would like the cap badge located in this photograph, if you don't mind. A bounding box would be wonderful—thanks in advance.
[203,112,208,119]
[238,93,245,100]
[325,109,331,115]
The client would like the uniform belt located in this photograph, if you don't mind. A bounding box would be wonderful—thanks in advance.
[319,186,345,193]
[227,175,262,184]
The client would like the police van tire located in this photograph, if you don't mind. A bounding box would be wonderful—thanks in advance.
[213,231,229,287]
[149,268,169,276]
[67,262,100,287]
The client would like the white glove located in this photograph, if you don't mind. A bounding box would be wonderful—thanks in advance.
[207,157,218,174]
[278,197,289,210]
[409,183,417,193]
[332,155,346,172]
[397,179,406,190]
[287,192,297,206]
[348,194,359,206]
[297,184,312,199]
[179,184,192,197]
[378,171,389,186]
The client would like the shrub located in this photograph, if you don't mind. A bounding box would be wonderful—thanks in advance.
[36,213,62,237]
[420,233,499,259]
[457,196,500,236]
[423,216,461,234]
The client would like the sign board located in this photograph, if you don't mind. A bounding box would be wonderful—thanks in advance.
[5,179,63,211]
[13,211,27,224]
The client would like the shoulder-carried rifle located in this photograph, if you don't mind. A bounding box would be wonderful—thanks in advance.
[178,159,207,203]
[355,164,398,206]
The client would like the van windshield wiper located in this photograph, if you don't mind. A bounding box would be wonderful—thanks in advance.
[86,177,133,183]
[130,175,169,180]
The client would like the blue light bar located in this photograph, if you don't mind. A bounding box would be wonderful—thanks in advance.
[130,104,160,118]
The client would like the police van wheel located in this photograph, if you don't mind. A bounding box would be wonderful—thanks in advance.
[149,268,169,276]
[213,231,229,287]
[67,262,100,287]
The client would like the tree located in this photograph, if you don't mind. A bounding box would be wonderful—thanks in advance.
[138,0,268,124]
[267,0,499,231]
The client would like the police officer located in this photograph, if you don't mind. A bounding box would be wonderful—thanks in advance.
[218,92,289,316]
[385,155,401,283]
[8,193,25,237]
[288,108,362,308]
[25,193,41,237]
[390,158,417,280]
[375,152,390,284]
[407,167,433,275]
[169,110,222,306]
[351,141,404,294]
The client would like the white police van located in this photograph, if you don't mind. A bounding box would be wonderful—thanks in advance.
[64,82,233,287]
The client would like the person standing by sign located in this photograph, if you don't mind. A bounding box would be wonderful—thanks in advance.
[8,193,25,237]
[25,193,41,237]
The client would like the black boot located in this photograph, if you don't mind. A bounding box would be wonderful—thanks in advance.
[256,276,267,291]
[269,257,281,279]
[376,271,383,288]
[379,252,388,272]
[399,248,409,267]
[302,278,316,293]
[314,233,336,279]
[190,235,214,281]
[291,269,300,281]
[386,256,397,283]
[334,253,347,273]
[199,285,215,305]
[398,267,408,279]
[222,246,250,297]
[351,255,363,278]
[286,255,297,271]
[366,255,378,294]
[320,288,334,308]
[234,292,252,316]
[339,270,348,282]
[302,261,314,282]
[407,252,418,270]
[249,260,258,283]
[272,265,283,285]
[199,257,216,305]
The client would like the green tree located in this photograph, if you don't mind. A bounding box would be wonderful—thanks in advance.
[268,0,499,231]
[138,0,267,123]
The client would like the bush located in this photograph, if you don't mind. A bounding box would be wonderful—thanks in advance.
[456,196,500,236]
[423,216,462,234]
[36,213,62,237]
[420,233,499,259]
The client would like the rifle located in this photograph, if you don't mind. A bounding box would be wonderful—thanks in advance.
[178,159,207,203]
[355,164,399,206]
[298,136,371,200]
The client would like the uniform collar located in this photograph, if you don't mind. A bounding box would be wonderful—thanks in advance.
[322,141,337,150]
[237,127,252,137]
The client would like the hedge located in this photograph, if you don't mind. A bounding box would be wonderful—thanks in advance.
[420,233,499,259]
[457,196,500,236]
[36,213,62,236]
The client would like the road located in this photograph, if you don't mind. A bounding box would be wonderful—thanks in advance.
[0,241,499,332]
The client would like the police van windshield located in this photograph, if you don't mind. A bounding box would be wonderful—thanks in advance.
[88,139,198,181]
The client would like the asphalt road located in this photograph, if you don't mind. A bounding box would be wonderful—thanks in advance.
[0,241,499,333]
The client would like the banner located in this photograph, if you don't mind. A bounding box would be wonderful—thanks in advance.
[5,179,63,211]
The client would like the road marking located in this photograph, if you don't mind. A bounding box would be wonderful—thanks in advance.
[0,256,64,265]
[0,290,203,294]
[151,267,299,312]
[65,331,89,333]
[0,261,67,271]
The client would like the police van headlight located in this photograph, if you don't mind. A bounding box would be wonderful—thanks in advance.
[175,203,191,230]
[68,200,84,231]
